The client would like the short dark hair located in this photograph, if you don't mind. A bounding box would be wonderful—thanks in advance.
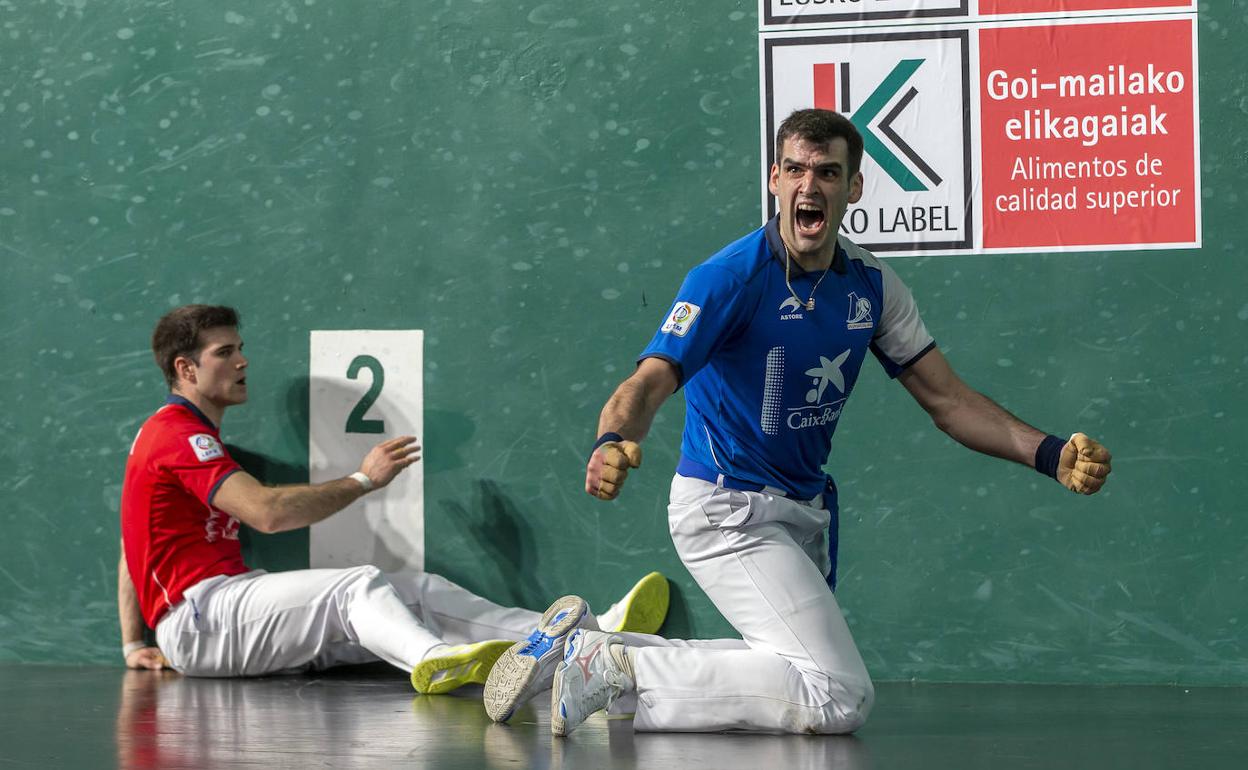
[151,305,240,389]
[775,109,864,176]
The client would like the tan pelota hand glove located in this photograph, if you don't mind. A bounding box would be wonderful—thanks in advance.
[585,440,643,500]
[1056,432,1112,494]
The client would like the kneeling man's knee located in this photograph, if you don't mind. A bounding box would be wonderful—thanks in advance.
[801,676,873,734]
[830,679,874,733]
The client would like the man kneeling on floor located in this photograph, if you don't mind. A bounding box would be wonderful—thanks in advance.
[119,304,669,694]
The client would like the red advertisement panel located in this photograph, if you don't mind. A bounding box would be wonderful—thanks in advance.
[979,18,1196,249]
[979,1,1191,13]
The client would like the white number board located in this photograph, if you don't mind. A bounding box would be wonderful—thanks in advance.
[308,330,424,572]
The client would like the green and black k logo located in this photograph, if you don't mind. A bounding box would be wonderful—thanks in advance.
[814,59,944,192]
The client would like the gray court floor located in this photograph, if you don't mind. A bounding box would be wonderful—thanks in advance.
[1,664,1245,769]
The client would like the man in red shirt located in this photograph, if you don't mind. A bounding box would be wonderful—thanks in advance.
[119,305,669,693]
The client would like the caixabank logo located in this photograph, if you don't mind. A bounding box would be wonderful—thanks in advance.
[762,0,968,27]
[763,30,972,252]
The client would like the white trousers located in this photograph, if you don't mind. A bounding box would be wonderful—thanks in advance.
[155,566,545,677]
[624,475,874,734]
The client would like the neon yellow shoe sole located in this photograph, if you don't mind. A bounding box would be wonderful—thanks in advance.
[614,571,669,635]
[411,639,513,695]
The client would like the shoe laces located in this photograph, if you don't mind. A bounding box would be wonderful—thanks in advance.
[585,658,629,711]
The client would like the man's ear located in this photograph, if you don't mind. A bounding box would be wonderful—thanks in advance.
[768,164,780,197]
[848,171,864,204]
[174,355,197,385]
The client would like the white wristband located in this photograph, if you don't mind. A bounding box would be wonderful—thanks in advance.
[123,641,147,658]
[349,471,374,492]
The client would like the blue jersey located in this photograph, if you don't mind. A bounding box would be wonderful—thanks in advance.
[641,217,935,498]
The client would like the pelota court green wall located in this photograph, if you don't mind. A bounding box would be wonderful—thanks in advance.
[1,1,1244,684]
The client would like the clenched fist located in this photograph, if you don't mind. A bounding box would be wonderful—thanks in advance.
[1057,432,1112,494]
[585,440,642,500]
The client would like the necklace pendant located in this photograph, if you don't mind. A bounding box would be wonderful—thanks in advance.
[806,299,815,311]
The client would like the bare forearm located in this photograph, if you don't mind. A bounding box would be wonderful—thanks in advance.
[597,375,668,442]
[900,350,1110,492]
[931,388,1045,467]
[117,551,147,646]
[215,435,418,534]
[262,477,367,533]
[901,350,1047,469]
[586,361,676,500]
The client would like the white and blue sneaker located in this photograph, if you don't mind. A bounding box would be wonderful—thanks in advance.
[550,629,635,737]
[483,595,587,722]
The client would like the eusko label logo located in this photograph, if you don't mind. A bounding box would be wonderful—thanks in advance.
[815,59,943,193]
[759,3,1199,255]
[765,30,973,252]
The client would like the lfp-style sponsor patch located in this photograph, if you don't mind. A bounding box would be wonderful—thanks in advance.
[660,302,702,337]
[189,434,225,462]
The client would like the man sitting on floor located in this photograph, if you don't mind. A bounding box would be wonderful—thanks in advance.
[119,304,668,695]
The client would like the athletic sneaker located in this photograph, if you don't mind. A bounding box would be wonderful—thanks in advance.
[550,629,635,737]
[483,595,588,722]
[410,639,513,694]
[597,571,670,635]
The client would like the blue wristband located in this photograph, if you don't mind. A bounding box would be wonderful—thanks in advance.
[590,432,624,458]
[1034,434,1066,480]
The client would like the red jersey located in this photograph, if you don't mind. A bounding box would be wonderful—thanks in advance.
[121,395,249,627]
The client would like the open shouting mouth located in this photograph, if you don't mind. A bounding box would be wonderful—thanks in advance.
[795,202,826,237]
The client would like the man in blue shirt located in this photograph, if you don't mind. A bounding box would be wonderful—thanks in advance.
[528,109,1112,736]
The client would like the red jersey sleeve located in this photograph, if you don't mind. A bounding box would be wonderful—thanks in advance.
[160,430,242,507]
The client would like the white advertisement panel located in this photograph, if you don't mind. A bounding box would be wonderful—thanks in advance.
[763,0,967,28]
[760,0,1195,30]
[762,29,973,252]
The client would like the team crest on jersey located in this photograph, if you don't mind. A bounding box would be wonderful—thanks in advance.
[189,434,224,462]
[846,293,874,330]
[661,302,701,337]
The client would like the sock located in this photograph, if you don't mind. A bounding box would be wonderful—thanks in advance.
[595,602,620,632]
[580,612,603,631]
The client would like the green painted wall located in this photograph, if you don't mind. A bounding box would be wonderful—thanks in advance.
[1,1,1243,685]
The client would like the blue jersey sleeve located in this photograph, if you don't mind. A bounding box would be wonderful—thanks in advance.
[868,258,935,377]
[639,263,749,386]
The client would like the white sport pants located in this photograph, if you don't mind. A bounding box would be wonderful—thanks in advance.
[625,475,874,734]
[155,566,544,677]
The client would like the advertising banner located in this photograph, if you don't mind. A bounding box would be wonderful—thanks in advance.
[760,14,1200,254]
[761,0,1195,28]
